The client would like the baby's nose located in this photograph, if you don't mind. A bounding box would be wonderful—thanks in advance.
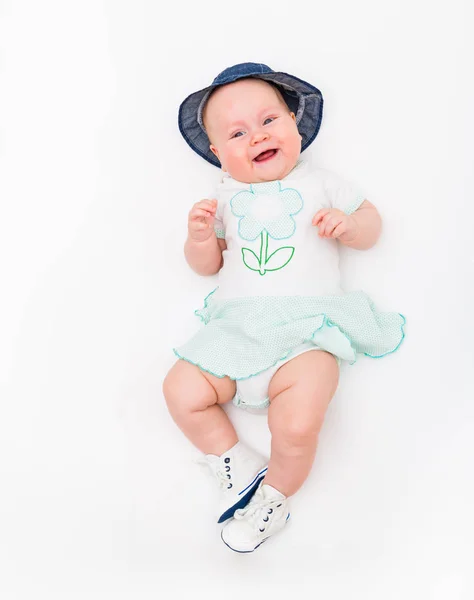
[250,131,269,145]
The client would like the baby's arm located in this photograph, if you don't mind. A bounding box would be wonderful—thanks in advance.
[339,200,382,250]
[185,199,225,275]
[313,200,382,250]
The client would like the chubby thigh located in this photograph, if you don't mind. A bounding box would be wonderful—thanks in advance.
[234,343,335,410]
[268,350,340,435]
[163,359,236,413]
[164,347,338,417]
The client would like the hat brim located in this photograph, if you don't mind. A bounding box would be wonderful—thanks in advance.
[178,71,323,168]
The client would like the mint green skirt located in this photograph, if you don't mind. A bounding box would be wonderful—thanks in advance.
[173,288,406,380]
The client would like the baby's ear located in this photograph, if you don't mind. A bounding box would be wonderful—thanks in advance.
[210,145,226,171]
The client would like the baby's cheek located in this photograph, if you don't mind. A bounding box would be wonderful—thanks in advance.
[233,147,248,161]
[227,149,249,172]
[289,136,302,160]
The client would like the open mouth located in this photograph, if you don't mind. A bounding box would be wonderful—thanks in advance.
[253,149,278,163]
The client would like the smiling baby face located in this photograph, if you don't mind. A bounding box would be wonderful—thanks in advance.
[203,78,303,184]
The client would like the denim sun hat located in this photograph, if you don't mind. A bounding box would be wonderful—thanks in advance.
[178,62,323,168]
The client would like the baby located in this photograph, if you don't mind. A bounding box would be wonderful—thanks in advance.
[163,63,405,553]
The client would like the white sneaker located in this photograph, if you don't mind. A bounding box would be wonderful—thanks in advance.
[197,442,268,523]
[221,482,290,553]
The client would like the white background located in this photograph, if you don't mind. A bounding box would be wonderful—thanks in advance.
[1,1,473,598]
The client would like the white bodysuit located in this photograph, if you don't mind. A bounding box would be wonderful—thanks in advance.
[174,158,406,410]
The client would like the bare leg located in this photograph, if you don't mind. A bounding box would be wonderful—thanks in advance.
[162,359,237,456]
[264,350,339,497]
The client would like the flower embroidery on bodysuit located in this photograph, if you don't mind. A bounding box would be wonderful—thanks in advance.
[230,181,303,276]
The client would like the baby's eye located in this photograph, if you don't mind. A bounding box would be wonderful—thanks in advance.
[231,131,245,138]
[263,117,275,125]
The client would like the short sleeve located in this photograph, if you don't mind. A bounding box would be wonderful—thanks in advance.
[214,198,225,239]
[322,170,366,215]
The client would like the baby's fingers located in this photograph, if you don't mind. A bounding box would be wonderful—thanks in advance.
[316,212,334,236]
[312,208,330,226]
[194,199,217,213]
[190,207,214,220]
[331,222,347,238]
[320,215,343,237]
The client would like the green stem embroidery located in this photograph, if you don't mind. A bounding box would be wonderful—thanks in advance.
[259,231,269,275]
[241,230,295,275]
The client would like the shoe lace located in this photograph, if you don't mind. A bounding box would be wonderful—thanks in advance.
[234,494,282,531]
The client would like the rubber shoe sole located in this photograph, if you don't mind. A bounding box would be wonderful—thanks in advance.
[221,513,290,553]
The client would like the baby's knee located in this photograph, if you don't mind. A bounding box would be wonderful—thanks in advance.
[270,403,325,450]
[274,419,320,453]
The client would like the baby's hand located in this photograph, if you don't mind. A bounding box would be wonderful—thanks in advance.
[188,199,218,242]
[312,208,358,243]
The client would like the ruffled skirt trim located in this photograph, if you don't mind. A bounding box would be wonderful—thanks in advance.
[173,288,406,380]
